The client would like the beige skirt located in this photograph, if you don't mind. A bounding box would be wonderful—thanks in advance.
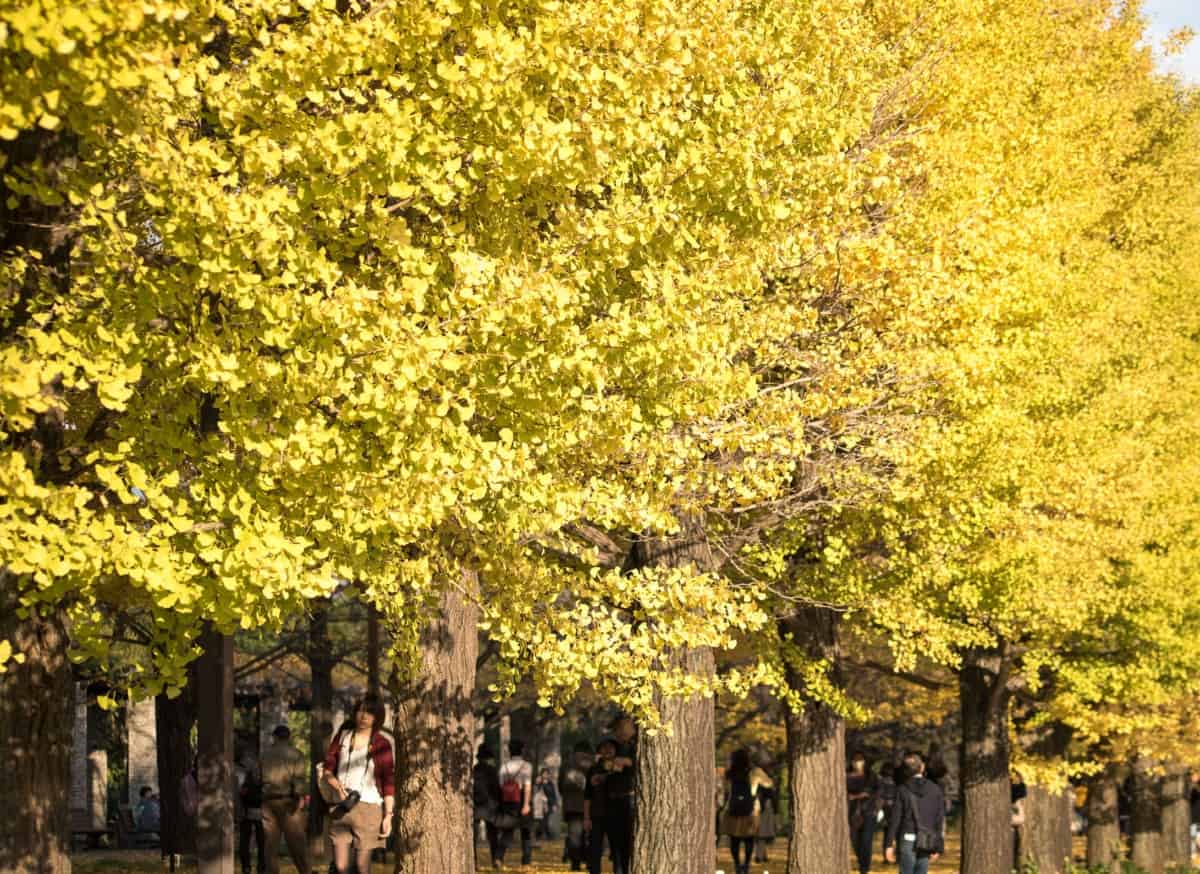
[329,800,384,850]
[722,812,760,838]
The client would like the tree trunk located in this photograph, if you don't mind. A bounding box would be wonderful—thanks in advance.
[630,519,716,874]
[631,645,715,874]
[0,116,77,874]
[1022,785,1073,873]
[1085,764,1121,873]
[367,603,382,696]
[1021,724,1073,874]
[196,627,235,874]
[1160,764,1191,869]
[156,669,197,863]
[393,569,481,874]
[779,606,850,874]
[307,605,335,847]
[0,589,73,874]
[959,646,1014,874]
[1131,757,1164,874]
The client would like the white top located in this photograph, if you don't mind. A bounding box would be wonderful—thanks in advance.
[500,757,533,791]
[336,731,383,805]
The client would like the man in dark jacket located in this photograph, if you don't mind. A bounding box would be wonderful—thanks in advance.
[884,753,944,874]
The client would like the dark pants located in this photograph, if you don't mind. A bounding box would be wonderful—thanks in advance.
[850,818,877,874]
[587,819,607,874]
[240,817,265,873]
[729,836,753,873]
[497,807,532,866]
[474,816,500,867]
[563,813,587,869]
[604,802,633,874]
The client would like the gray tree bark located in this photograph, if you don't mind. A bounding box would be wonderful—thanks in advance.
[1160,764,1190,869]
[780,606,850,874]
[0,588,73,874]
[630,519,717,874]
[1085,764,1122,872]
[1020,724,1073,874]
[959,646,1014,874]
[156,669,197,864]
[196,627,235,874]
[1131,756,1164,874]
[631,646,716,874]
[307,604,335,851]
[394,570,481,874]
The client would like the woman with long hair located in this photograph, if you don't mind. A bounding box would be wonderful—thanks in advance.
[720,749,773,874]
[322,694,395,874]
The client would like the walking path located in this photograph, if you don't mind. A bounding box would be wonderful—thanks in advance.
[71,836,973,874]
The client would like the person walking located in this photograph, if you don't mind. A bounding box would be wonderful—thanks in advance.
[532,777,550,845]
[559,742,592,871]
[884,752,944,874]
[473,744,502,870]
[261,726,311,874]
[752,754,777,864]
[604,716,638,874]
[848,750,881,874]
[877,758,899,863]
[322,694,395,874]
[720,749,773,874]
[1011,770,1028,869]
[236,749,266,874]
[497,738,535,868]
[1188,771,1200,857]
[535,768,559,840]
[584,738,616,874]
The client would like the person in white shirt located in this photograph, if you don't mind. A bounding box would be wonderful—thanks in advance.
[322,695,395,874]
[497,739,534,867]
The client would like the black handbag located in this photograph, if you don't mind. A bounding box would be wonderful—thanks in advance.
[330,790,361,819]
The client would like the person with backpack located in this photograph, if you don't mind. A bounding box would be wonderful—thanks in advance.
[720,748,773,874]
[497,738,535,868]
[473,744,502,870]
[884,752,944,874]
[559,742,593,871]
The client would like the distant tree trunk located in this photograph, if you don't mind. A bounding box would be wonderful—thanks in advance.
[1160,765,1190,869]
[1130,756,1164,874]
[307,605,335,848]
[1085,764,1121,872]
[0,586,73,874]
[1022,785,1073,873]
[1021,724,1073,874]
[367,603,382,696]
[196,627,234,874]
[780,606,850,874]
[156,668,197,865]
[630,519,716,874]
[959,645,1014,874]
[393,569,481,874]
